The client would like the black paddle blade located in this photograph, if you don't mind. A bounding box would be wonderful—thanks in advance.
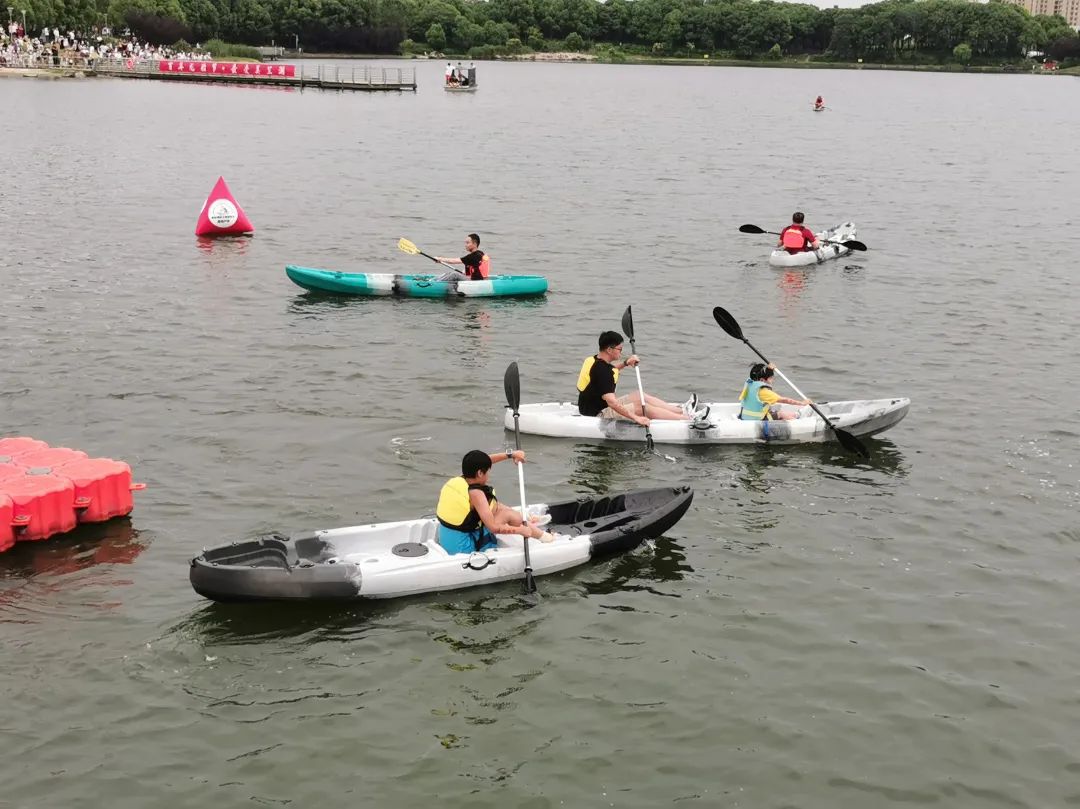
[841,240,867,252]
[503,362,521,413]
[712,307,744,340]
[739,224,767,234]
[834,427,870,458]
[523,569,536,594]
[620,305,635,341]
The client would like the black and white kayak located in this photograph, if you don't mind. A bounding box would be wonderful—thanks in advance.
[769,221,857,267]
[189,487,693,602]
[503,398,910,446]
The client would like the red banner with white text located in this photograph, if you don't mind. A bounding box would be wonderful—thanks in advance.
[159,61,296,78]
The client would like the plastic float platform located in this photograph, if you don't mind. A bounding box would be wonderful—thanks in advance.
[0,437,145,552]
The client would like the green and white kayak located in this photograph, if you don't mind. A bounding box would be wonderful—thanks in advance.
[285,266,548,298]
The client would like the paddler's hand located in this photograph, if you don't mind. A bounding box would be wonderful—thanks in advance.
[624,355,640,367]
[634,415,651,427]
[509,449,525,464]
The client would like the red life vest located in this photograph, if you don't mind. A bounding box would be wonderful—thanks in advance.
[471,254,491,280]
[781,226,809,251]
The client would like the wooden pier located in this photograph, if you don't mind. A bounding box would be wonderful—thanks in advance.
[91,58,416,92]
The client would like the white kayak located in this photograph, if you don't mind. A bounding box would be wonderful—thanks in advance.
[504,398,909,446]
[190,487,693,601]
[768,221,857,267]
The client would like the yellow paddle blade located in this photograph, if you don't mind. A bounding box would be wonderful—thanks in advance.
[397,237,421,255]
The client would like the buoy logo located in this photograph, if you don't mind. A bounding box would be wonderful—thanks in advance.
[207,199,239,228]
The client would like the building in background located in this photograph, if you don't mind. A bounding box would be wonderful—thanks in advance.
[1004,0,1080,28]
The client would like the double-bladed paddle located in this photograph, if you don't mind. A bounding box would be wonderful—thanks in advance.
[503,361,537,595]
[619,307,679,463]
[620,305,656,451]
[738,223,867,252]
[711,307,869,458]
[397,237,464,273]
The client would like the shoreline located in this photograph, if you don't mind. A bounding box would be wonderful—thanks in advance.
[300,51,1063,76]
[2,57,1068,82]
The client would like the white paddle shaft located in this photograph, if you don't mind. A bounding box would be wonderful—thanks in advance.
[632,365,649,419]
[771,366,810,403]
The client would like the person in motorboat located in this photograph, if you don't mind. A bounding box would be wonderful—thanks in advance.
[777,212,821,254]
[435,233,490,281]
[577,331,714,429]
[814,95,825,110]
[445,61,454,85]
[436,449,555,555]
[738,363,810,421]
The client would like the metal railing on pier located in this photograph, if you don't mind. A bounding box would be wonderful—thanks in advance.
[89,58,416,91]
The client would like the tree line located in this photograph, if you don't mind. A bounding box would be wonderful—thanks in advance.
[13,0,1080,63]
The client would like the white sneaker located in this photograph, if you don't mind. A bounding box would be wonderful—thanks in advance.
[680,393,699,417]
[690,406,714,430]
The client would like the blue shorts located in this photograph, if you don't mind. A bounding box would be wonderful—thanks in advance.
[438,525,497,555]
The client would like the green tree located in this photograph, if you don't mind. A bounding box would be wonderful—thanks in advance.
[1019,18,1046,53]
[952,41,972,62]
[563,30,583,50]
[425,20,445,50]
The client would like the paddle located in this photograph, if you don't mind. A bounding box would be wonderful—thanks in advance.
[619,305,659,452]
[397,237,465,274]
[503,361,537,595]
[738,223,867,252]
[711,306,870,458]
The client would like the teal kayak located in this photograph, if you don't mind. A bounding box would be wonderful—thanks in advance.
[285,266,548,298]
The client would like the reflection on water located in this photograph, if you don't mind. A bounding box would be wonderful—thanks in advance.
[179,599,394,645]
[0,519,146,581]
[195,234,252,259]
[566,442,651,494]
[582,536,690,598]
[0,520,148,615]
[776,267,816,311]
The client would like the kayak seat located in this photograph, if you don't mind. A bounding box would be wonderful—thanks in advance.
[546,494,628,527]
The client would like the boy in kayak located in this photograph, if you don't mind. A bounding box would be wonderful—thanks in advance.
[436,449,554,555]
[577,331,713,429]
[738,363,810,421]
[814,96,825,110]
[777,212,821,254]
[435,233,490,281]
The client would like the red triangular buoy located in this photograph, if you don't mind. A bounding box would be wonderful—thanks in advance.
[195,176,254,237]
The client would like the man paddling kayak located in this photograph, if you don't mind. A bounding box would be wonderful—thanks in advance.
[577,331,713,429]
[435,233,490,281]
[814,96,825,110]
[738,363,809,421]
[777,212,821,254]
[436,449,554,555]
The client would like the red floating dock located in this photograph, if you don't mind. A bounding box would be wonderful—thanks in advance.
[0,437,49,459]
[0,494,14,552]
[0,437,143,551]
[58,458,140,523]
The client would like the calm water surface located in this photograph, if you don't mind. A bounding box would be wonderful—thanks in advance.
[1,61,1079,808]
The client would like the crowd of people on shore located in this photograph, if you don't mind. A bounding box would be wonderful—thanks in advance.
[1,23,208,69]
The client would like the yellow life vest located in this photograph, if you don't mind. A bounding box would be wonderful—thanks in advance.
[436,476,496,531]
[577,356,619,392]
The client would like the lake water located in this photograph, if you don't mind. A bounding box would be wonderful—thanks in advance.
[2,60,1079,808]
